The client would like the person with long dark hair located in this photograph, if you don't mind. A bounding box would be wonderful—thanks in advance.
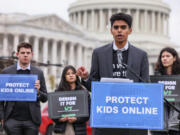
[151,47,180,135]
[155,47,180,75]
[53,65,89,135]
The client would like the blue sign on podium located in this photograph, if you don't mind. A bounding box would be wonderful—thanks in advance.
[90,82,164,130]
[0,74,38,101]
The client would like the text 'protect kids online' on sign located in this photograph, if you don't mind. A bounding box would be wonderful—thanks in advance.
[0,74,38,101]
[91,82,164,130]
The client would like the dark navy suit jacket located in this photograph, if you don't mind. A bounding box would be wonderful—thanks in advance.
[84,43,150,135]
[84,43,149,91]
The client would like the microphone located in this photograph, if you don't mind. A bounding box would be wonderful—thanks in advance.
[122,63,180,114]
[122,63,145,82]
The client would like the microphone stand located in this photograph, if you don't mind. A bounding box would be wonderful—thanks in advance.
[122,63,180,114]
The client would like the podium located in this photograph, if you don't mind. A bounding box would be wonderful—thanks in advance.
[92,128,147,135]
[90,82,164,135]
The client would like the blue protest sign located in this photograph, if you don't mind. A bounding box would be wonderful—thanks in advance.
[0,74,38,101]
[91,82,164,130]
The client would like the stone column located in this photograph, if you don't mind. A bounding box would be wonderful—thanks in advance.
[51,40,57,85]
[85,48,90,70]
[162,13,165,35]
[117,8,121,13]
[151,11,155,33]
[88,48,93,70]
[24,35,29,42]
[78,11,81,25]
[33,37,39,61]
[83,10,87,29]
[83,47,88,68]
[77,44,82,67]
[127,9,131,15]
[43,38,48,75]
[135,9,139,32]
[73,13,76,24]
[108,9,112,26]
[91,9,95,32]
[71,13,74,23]
[13,34,19,53]
[149,63,154,75]
[52,40,57,65]
[157,12,161,34]
[61,41,66,66]
[70,13,73,22]
[144,10,148,32]
[99,9,104,32]
[75,12,78,24]
[167,14,169,36]
[3,34,8,56]
[69,43,75,66]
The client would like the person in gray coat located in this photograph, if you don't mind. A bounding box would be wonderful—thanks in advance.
[77,13,149,135]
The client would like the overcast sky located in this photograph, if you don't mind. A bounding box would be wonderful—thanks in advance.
[0,0,179,45]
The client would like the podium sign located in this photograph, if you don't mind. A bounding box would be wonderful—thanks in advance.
[48,90,89,119]
[150,75,180,102]
[91,82,164,130]
[0,74,38,101]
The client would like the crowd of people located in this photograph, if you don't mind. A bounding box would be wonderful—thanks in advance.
[0,12,180,135]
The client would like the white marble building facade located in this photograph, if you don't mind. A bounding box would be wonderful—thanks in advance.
[0,0,179,90]
[0,13,98,91]
[69,0,170,37]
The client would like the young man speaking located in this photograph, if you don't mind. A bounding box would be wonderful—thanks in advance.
[77,13,150,135]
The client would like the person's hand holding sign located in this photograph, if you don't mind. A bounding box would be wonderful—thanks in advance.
[34,80,40,95]
[68,117,77,123]
[59,117,68,122]
[58,117,77,123]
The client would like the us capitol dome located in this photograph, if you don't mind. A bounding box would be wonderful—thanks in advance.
[68,0,178,74]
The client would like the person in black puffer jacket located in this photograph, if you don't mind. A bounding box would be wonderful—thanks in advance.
[151,47,180,135]
[53,65,90,135]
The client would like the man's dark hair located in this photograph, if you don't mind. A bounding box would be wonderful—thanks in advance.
[110,12,133,28]
[17,42,33,52]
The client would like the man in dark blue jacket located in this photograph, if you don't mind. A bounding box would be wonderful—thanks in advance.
[0,42,47,135]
